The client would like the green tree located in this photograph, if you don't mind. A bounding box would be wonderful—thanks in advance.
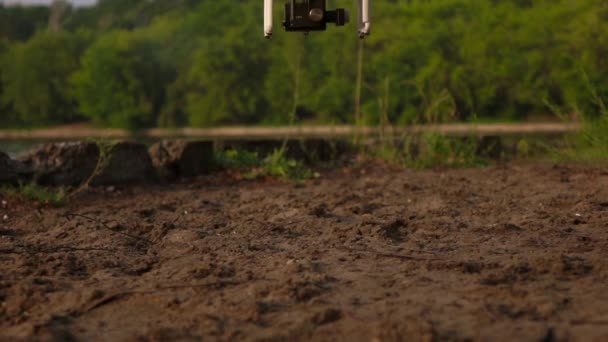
[3,0,608,128]
[182,28,270,126]
[72,30,175,129]
[0,30,88,127]
[0,4,50,41]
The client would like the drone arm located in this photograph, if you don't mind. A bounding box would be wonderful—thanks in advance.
[264,0,273,37]
[358,0,371,37]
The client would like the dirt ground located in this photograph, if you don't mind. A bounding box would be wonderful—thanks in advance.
[2,161,608,341]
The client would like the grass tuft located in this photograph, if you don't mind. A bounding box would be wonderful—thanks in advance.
[370,132,488,169]
[1,183,67,207]
[558,115,608,163]
[214,148,316,182]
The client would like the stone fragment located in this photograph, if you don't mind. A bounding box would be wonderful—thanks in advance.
[0,151,18,185]
[90,142,157,186]
[18,142,99,186]
[149,140,214,179]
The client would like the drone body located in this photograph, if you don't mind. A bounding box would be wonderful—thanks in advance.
[264,0,371,38]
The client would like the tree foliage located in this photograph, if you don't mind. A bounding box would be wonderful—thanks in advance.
[1,0,607,128]
[0,4,50,41]
[0,30,88,127]
[72,30,175,129]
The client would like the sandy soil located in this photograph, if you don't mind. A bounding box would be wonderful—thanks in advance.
[1,162,608,341]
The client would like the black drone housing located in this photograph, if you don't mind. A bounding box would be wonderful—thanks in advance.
[283,0,348,32]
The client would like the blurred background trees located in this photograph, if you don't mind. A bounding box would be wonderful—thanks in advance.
[72,29,174,129]
[0,30,88,127]
[0,0,606,129]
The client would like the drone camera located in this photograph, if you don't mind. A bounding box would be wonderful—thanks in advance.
[282,0,348,32]
[264,0,369,38]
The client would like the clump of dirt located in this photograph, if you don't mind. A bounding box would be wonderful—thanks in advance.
[1,162,608,341]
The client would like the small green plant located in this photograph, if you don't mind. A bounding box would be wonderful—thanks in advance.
[68,139,118,198]
[260,148,315,182]
[551,78,608,163]
[370,131,487,169]
[93,140,118,175]
[1,183,67,207]
[367,73,489,169]
[214,149,261,169]
[215,148,315,182]
[517,138,530,159]
[415,133,486,169]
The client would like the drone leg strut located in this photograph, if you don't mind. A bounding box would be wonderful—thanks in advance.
[264,0,273,38]
[358,0,370,38]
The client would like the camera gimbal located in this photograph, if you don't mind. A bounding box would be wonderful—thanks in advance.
[264,0,371,38]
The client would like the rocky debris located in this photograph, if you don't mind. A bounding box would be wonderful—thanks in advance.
[0,151,18,185]
[19,141,156,186]
[149,140,214,180]
[89,142,156,186]
[19,142,99,186]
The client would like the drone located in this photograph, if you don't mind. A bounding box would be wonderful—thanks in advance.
[264,0,371,38]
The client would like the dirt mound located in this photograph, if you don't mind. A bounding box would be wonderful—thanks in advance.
[1,162,608,341]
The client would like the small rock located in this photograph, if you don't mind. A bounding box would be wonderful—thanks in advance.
[149,140,214,180]
[19,142,99,186]
[461,261,483,274]
[311,308,342,325]
[19,141,155,187]
[90,142,157,186]
[502,223,524,231]
[310,203,330,217]
[379,218,408,241]
[0,151,18,185]
[561,255,593,277]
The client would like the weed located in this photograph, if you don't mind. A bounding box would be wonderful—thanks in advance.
[67,139,118,198]
[370,132,487,169]
[516,139,530,159]
[550,77,608,163]
[363,71,489,169]
[261,148,315,182]
[215,148,315,182]
[1,183,67,207]
[214,149,261,170]
[414,133,487,169]
[558,114,608,163]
